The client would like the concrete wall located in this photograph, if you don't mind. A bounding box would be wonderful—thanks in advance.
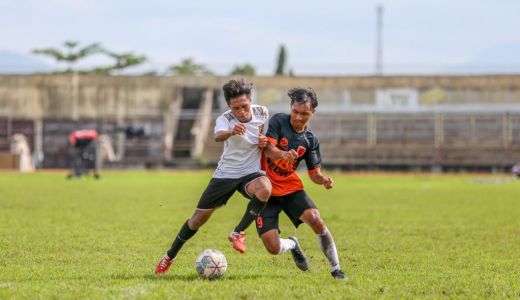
[2,74,520,119]
[2,74,520,169]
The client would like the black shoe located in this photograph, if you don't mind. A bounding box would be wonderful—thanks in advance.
[287,236,309,271]
[331,269,349,282]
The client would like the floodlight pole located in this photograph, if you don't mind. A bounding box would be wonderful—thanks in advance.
[375,5,384,75]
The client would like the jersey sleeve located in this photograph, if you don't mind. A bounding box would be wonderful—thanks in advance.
[214,115,230,134]
[305,135,322,173]
[266,114,282,145]
[262,107,270,136]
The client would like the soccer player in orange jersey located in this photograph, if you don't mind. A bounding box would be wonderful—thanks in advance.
[257,87,348,281]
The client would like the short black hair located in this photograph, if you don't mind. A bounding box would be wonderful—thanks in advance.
[222,78,253,104]
[287,87,318,110]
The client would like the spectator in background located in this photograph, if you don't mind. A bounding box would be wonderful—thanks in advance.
[68,129,99,179]
[512,162,520,178]
[10,133,34,173]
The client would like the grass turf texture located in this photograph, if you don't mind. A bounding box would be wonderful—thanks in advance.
[1,171,519,299]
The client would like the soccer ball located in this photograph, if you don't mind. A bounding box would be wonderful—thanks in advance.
[195,249,227,279]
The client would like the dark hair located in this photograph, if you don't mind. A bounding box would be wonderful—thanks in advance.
[287,87,318,110]
[222,78,253,104]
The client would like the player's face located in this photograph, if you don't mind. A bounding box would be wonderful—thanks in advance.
[290,101,314,132]
[228,94,252,122]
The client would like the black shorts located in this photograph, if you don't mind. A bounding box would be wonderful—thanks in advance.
[255,190,317,236]
[196,172,265,209]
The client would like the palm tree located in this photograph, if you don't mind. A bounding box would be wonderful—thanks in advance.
[92,51,147,75]
[32,40,103,72]
[168,58,213,76]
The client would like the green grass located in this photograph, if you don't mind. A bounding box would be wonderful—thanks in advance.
[1,171,519,299]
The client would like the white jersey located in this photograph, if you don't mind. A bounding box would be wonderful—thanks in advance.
[213,105,269,179]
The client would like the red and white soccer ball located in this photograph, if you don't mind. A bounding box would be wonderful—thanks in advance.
[195,249,227,279]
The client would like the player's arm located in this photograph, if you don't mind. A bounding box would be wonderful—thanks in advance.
[258,107,270,149]
[258,134,268,149]
[308,169,334,189]
[263,142,298,162]
[262,113,297,161]
[214,124,246,142]
[305,135,332,188]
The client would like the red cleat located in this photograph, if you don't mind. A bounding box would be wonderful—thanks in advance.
[155,255,174,275]
[228,231,247,253]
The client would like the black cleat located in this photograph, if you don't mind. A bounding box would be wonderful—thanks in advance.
[288,236,309,271]
[331,269,349,282]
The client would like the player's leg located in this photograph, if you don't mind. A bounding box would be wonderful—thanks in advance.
[155,178,236,275]
[72,148,82,177]
[155,208,215,275]
[256,199,309,271]
[260,229,291,254]
[167,208,216,259]
[260,230,308,271]
[299,207,348,281]
[237,174,272,231]
[79,146,88,176]
[229,174,271,253]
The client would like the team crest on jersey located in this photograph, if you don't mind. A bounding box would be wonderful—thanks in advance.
[258,124,265,136]
[279,137,289,148]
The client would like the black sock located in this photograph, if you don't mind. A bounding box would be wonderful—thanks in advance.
[166,220,198,259]
[234,197,267,233]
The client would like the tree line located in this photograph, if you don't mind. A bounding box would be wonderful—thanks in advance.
[33,41,293,76]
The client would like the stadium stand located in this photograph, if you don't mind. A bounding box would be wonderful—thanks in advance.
[1,75,519,170]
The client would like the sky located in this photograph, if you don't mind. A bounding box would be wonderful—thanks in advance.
[1,0,520,75]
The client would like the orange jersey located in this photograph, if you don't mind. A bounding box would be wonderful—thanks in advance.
[261,113,322,196]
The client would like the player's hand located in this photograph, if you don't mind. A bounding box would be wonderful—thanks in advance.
[258,135,267,149]
[231,124,246,136]
[323,177,334,189]
[282,149,298,162]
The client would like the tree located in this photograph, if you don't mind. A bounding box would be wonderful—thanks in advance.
[275,44,287,76]
[168,58,213,76]
[230,64,256,76]
[33,40,148,75]
[32,40,103,72]
[107,52,147,73]
[90,51,147,75]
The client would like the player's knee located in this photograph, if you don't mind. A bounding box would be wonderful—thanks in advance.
[254,178,272,201]
[189,212,211,229]
[255,186,271,202]
[264,242,280,255]
[188,218,203,229]
[261,234,280,255]
[304,209,325,233]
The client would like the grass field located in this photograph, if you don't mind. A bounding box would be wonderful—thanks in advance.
[1,171,519,299]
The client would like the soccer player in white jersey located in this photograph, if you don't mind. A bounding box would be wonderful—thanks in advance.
[155,78,272,275]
